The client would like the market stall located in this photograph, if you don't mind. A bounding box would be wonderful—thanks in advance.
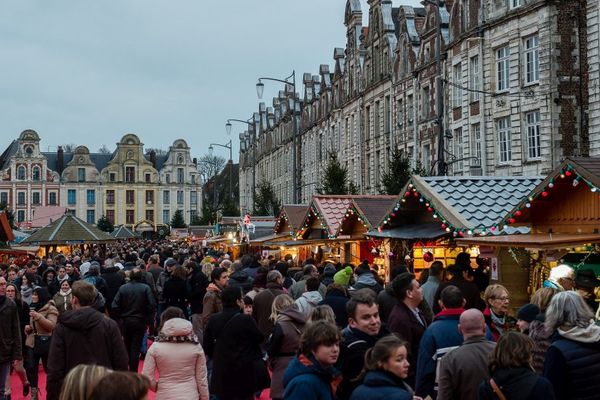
[111,225,140,239]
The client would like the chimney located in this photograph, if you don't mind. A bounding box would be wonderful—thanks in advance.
[149,150,157,168]
[57,146,64,174]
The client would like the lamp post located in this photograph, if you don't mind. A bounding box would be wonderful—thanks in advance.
[208,140,233,206]
[226,118,254,213]
[256,70,300,204]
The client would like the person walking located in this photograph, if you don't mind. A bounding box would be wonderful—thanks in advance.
[350,335,415,400]
[289,265,326,300]
[186,260,209,341]
[52,280,73,315]
[432,253,484,313]
[111,268,156,372]
[162,265,189,317]
[142,317,209,400]
[46,280,128,400]
[4,283,30,399]
[24,287,58,400]
[479,332,554,399]
[295,277,323,317]
[319,283,349,329]
[0,277,23,400]
[201,267,229,329]
[252,270,285,343]
[543,290,600,399]
[420,261,443,310]
[529,287,558,374]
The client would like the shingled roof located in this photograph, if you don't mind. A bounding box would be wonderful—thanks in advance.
[111,225,138,239]
[275,205,308,235]
[22,214,116,245]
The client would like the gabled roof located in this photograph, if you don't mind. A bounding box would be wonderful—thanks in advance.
[0,140,18,170]
[380,176,543,234]
[275,205,308,235]
[353,197,398,228]
[22,214,116,245]
[111,225,138,239]
[299,196,354,238]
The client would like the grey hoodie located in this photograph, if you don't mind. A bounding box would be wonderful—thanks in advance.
[295,291,323,316]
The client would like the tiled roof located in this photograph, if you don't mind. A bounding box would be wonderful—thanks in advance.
[352,197,398,228]
[22,214,116,245]
[111,225,138,239]
[312,196,354,237]
[566,157,600,187]
[277,205,308,233]
[0,140,18,170]
[411,176,544,229]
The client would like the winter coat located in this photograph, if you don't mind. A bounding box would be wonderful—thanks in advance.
[111,280,156,323]
[0,296,22,363]
[320,264,336,288]
[20,283,34,305]
[378,284,434,324]
[228,269,254,294]
[53,289,73,315]
[437,336,495,400]
[46,307,128,400]
[479,367,555,400]
[420,276,440,310]
[433,276,484,314]
[337,325,389,400]
[543,323,600,400]
[350,370,413,400]
[187,268,208,315]
[252,282,285,341]
[483,307,517,341]
[147,265,164,284]
[351,272,383,294]
[25,300,59,348]
[101,266,126,306]
[319,289,349,328]
[415,308,465,397]
[289,276,327,300]
[283,354,342,400]
[267,307,306,399]
[203,307,264,399]
[529,318,551,374]
[163,276,189,316]
[141,318,209,400]
[156,270,171,303]
[387,301,427,386]
[200,283,223,328]
[295,290,323,316]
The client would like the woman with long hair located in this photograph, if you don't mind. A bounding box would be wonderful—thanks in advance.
[142,314,209,400]
[350,335,415,400]
[89,371,150,400]
[483,284,516,341]
[267,294,306,400]
[24,286,58,400]
[20,272,36,305]
[5,283,31,397]
[53,280,73,315]
[528,287,558,373]
[59,364,111,400]
[479,332,554,399]
[162,265,189,317]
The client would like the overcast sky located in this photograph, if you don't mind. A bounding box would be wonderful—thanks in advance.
[0,0,421,161]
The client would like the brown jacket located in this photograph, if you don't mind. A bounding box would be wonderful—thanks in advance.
[252,282,285,340]
[201,283,223,328]
[25,300,59,348]
[437,336,496,400]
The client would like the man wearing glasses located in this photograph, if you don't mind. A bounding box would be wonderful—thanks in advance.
[543,264,575,291]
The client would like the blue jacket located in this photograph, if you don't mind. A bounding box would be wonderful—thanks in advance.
[283,354,342,400]
[350,370,412,400]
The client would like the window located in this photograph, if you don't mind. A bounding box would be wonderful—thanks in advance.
[497,46,510,91]
[177,190,184,205]
[32,192,41,205]
[146,209,154,222]
[87,190,95,205]
[162,210,170,224]
[109,172,116,182]
[126,210,135,225]
[384,95,391,133]
[106,190,115,205]
[32,166,41,181]
[126,190,135,205]
[190,210,197,221]
[177,168,184,184]
[510,0,522,9]
[423,144,431,174]
[106,210,115,225]
[497,117,512,163]
[165,174,171,184]
[190,191,197,205]
[470,56,481,101]
[524,35,539,84]
[453,63,462,107]
[67,189,76,205]
[365,106,371,137]
[471,123,482,163]
[48,192,57,205]
[17,210,25,223]
[163,191,170,204]
[526,110,541,159]
[146,190,154,205]
[125,166,135,183]
[375,151,381,186]
[407,94,414,125]
[17,165,26,180]
[454,128,464,171]
[77,168,86,182]
[191,175,196,185]
[17,192,26,205]
[0,192,8,204]
[86,210,95,224]
[421,87,430,119]
[374,101,380,136]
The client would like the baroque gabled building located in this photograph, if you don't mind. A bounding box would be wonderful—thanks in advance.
[0,130,202,229]
[238,0,593,208]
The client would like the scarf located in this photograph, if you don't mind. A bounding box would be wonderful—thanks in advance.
[559,321,600,343]
[21,285,33,305]
[155,333,199,344]
[57,289,72,311]
[490,309,506,335]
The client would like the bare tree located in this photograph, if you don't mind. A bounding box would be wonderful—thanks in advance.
[197,153,226,183]
[97,145,112,154]
[60,143,76,152]
[145,147,168,156]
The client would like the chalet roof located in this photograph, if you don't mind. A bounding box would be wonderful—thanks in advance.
[22,214,116,245]
[275,205,309,234]
[111,225,138,239]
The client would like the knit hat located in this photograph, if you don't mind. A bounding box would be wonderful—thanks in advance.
[334,266,353,286]
[164,257,178,268]
[517,303,540,323]
[323,264,336,278]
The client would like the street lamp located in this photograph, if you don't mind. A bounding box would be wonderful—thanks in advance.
[209,140,233,206]
[256,70,300,204]
[226,118,255,213]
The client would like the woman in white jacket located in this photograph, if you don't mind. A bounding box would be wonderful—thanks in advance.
[142,316,209,400]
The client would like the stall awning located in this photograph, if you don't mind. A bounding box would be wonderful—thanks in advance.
[366,223,447,240]
[250,233,290,244]
[456,233,600,250]
[263,238,354,247]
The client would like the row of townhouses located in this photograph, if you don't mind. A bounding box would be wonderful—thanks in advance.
[0,130,202,228]
[238,0,597,211]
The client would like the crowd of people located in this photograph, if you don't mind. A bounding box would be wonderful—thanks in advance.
[1,239,600,400]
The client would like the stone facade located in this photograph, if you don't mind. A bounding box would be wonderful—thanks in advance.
[238,0,592,207]
[0,131,201,228]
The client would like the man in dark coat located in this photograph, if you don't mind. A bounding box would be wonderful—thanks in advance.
[433,255,485,314]
[111,268,156,372]
[319,283,349,328]
[388,272,427,386]
[101,262,125,318]
[46,280,128,400]
[252,270,285,344]
[186,261,209,340]
[228,261,253,294]
[336,289,387,400]
[204,286,265,400]
[0,277,22,399]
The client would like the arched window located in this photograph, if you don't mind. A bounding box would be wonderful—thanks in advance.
[32,166,41,181]
[17,165,26,180]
